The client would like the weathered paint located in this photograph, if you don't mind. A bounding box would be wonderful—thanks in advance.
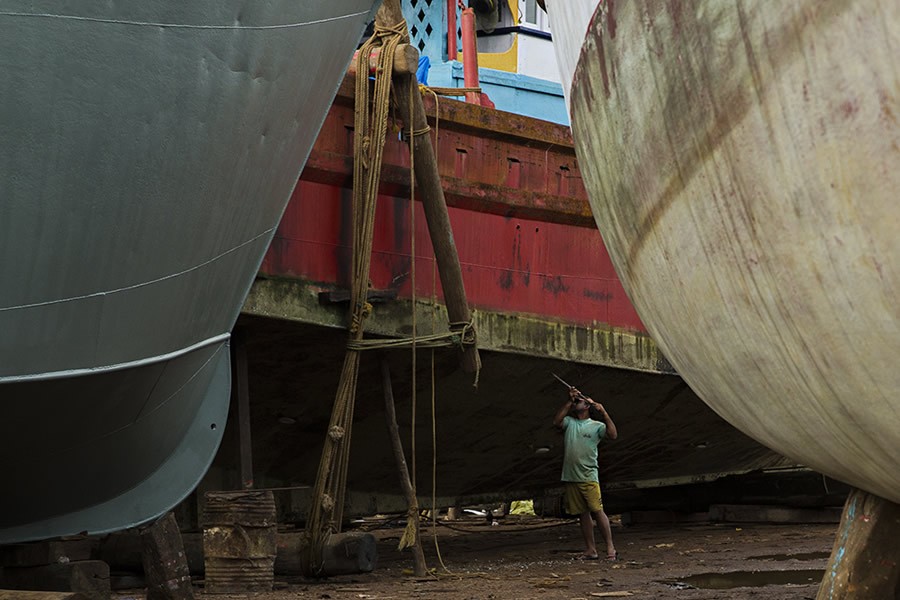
[244,277,670,373]
[295,77,593,225]
[228,70,794,512]
[256,75,650,366]
[261,183,643,333]
[552,0,900,503]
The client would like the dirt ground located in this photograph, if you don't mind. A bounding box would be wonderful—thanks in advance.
[116,513,837,600]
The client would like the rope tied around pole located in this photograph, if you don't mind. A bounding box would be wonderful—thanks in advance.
[400,124,431,141]
[299,17,409,578]
[397,506,421,551]
[349,301,373,334]
[449,320,477,348]
[344,319,477,352]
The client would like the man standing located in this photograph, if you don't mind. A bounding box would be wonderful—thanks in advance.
[553,386,618,560]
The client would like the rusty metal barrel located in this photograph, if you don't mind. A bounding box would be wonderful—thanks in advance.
[202,490,277,593]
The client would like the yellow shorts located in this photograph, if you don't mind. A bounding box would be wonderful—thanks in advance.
[565,481,604,515]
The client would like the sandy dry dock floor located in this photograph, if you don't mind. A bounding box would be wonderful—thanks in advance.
[116,513,838,600]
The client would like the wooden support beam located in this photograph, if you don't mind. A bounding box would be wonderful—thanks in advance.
[375,0,481,375]
[229,328,253,490]
[379,355,427,577]
[140,512,194,600]
[816,488,900,599]
[1,541,94,568]
[708,504,842,524]
[320,532,378,576]
[0,562,109,600]
[202,491,276,593]
[318,289,398,304]
[348,44,419,76]
[0,592,88,600]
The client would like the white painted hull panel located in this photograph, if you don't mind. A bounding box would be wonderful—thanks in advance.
[546,0,900,501]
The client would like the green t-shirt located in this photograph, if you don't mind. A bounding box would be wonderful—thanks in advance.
[561,415,607,482]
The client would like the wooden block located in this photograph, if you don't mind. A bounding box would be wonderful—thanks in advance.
[203,492,276,593]
[708,504,841,524]
[348,44,420,76]
[817,489,900,600]
[0,591,88,600]
[0,561,109,600]
[318,289,397,304]
[1,541,95,568]
[140,513,193,600]
[621,510,709,525]
[320,532,377,577]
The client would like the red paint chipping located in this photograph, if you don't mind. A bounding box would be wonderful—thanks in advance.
[259,76,647,334]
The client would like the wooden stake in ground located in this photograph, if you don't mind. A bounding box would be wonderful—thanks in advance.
[816,488,900,599]
[379,354,427,577]
[376,0,481,376]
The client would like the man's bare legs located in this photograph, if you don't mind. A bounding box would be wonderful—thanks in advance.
[592,509,617,559]
[578,510,616,559]
[578,512,598,558]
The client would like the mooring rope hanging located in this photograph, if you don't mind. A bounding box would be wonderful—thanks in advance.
[345,321,476,350]
[300,20,409,578]
[401,76,419,555]
[302,15,482,576]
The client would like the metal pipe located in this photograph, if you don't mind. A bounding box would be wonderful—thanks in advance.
[460,7,480,104]
[446,0,457,59]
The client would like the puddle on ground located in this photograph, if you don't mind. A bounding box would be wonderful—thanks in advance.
[660,569,824,590]
[748,551,830,561]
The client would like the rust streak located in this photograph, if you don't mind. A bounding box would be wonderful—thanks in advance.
[567,1,853,271]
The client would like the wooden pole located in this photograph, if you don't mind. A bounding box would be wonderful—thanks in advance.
[349,44,419,76]
[375,0,481,375]
[379,354,427,577]
[229,328,253,490]
[816,488,900,599]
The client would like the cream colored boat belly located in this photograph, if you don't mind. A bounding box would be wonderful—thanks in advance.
[545,0,900,501]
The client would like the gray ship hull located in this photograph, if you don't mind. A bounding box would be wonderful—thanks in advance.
[0,0,379,542]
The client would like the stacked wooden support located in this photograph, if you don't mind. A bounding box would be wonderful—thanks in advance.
[202,491,276,593]
[0,539,108,600]
[139,513,193,600]
[0,593,88,600]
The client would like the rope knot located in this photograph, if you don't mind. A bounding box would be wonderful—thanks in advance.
[328,425,345,441]
[397,506,420,551]
[349,302,373,334]
[400,125,431,142]
[321,494,335,512]
[449,320,477,347]
[361,135,371,169]
[374,21,410,44]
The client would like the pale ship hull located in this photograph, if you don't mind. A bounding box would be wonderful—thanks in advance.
[545,0,900,502]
